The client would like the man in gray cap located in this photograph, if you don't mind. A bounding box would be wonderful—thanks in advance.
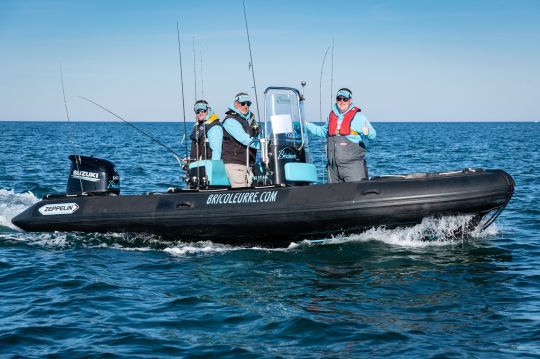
[305,88,376,183]
[221,92,260,187]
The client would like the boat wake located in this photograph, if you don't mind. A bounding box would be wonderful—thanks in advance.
[291,215,498,249]
[0,189,39,231]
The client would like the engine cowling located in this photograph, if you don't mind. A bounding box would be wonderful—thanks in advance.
[66,155,120,195]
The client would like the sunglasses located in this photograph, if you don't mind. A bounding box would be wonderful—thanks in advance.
[195,109,207,114]
[336,97,350,102]
[239,101,252,107]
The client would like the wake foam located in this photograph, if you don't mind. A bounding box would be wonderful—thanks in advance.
[294,215,498,248]
[1,209,498,254]
[0,189,39,231]
[4,231,169,251]
[148,215,499,254]
[2,230,249,255]
[164,241,243,256]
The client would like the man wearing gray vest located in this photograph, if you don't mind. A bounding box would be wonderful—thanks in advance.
[221,92,260,188]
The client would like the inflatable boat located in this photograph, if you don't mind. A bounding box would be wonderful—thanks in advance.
[12,87,514,247]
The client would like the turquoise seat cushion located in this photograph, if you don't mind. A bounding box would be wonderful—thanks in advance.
[189,160,231,186]
[284,162,318,183]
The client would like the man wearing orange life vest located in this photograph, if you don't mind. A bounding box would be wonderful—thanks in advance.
[305,88,376,183]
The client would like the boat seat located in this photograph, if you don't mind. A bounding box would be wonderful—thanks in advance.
[284,162,318,183]
[189,160,231,187]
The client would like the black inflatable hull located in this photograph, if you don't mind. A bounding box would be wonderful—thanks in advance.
[12,169,514,247]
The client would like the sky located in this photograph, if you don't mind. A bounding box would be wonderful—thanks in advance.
[0,0,539,122]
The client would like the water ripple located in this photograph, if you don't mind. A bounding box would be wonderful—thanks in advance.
[1,122,539,357]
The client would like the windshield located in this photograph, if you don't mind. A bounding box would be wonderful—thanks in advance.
[263,88,304,149]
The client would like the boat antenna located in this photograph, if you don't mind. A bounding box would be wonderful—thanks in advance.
[193,37,197,102]
[79,96,183,167]
[319,45,330,122]
[330,38,334,108]
[60,63,83,193]
[176,21,189,163]
[242,0,261,126]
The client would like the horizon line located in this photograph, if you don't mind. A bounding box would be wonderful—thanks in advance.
[1,119,538,123]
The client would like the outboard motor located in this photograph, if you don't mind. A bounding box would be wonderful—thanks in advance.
[66,155,120,195]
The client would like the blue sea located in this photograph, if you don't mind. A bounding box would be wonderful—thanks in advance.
[1,121,539,357]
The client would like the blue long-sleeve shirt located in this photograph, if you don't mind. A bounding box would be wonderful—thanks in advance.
[222,104,260,149]
[305,103,376,143]
[206,125,223,160]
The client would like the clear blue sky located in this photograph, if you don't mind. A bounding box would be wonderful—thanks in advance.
[1,0,539,121]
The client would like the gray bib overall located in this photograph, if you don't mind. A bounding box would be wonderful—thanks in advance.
[326,136,368,183]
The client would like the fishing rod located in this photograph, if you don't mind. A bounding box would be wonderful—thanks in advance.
[242,0,261,128]
[176,21,189,165]
[319,45,330,183]
[319,45,330,122]
[203,119,208,162]
[192,39,207,176]
[330,38,334,109]
[78,96,183,167]
[200,49,204,99]
[193,37,197,102]
[198,46,208,162]
[60,63,77,155]
[179,27,199,188]
[192,40,200,167]
[195,43,208,164]
[60,63,83,193]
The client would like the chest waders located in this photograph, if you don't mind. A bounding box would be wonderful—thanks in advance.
[326,136,368,183]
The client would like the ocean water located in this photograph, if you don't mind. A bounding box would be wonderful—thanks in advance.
[1,121,539,357]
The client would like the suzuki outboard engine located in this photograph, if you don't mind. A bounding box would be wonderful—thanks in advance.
[66,155,120,195]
